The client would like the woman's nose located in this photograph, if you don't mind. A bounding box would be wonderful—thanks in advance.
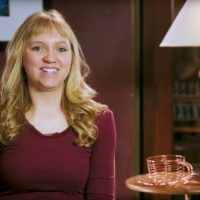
[43,50,56,63]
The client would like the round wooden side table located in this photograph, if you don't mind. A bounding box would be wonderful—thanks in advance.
[125,173,200,200]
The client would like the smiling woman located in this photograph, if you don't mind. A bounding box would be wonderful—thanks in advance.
[0,9,116,200]
[23,29,72,92]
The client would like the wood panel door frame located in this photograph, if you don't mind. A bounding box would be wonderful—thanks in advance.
[142,0,173,199]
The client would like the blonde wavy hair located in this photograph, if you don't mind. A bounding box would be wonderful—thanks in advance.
[0,9,106,147]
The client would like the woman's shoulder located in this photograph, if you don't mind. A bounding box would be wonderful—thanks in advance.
[95,107,115,131]
[94,107,116,146]
[96,107,114,122]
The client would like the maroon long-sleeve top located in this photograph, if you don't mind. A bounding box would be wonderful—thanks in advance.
[0,109,116,200]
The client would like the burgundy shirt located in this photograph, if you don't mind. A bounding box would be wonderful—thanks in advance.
[0,109,116,200]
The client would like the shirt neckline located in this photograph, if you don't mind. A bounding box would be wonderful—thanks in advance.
[25,121,72,138]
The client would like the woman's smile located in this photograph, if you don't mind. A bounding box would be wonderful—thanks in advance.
[40,66,60,75]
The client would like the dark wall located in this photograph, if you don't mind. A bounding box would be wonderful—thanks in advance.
[0,1,137,199]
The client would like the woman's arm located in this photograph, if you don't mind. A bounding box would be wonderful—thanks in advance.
[85,109,116,200]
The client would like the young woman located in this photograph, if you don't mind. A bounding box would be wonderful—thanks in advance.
[0,9,116,200]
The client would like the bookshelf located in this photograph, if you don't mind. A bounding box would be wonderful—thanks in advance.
[173,80,200,125]
[172,48,200,165]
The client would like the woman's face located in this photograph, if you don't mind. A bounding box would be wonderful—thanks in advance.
[22,28,72,92]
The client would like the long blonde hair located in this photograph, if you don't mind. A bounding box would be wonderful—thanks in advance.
[0,9,106,147]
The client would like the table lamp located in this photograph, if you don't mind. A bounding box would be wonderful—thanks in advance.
[160,0,200,47]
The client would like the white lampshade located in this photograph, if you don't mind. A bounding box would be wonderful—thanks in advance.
[160,0,200,47]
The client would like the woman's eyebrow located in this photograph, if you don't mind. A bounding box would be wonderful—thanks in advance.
[28,41,44,45]
[28,40,70,46]
[56,41,71,46]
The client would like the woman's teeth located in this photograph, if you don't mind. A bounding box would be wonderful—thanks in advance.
[41,68,58,73]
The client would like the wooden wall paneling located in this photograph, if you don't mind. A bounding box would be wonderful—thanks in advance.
[154,1,173,156]
[142,0,173,200]
[142,0,157,165]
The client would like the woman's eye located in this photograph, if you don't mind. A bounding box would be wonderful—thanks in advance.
[57,48,67,52]
[32,47,43,52]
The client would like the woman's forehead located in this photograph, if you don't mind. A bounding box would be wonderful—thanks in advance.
[27,22,68,38]
[27,34,71,47]
[27,27,70,42]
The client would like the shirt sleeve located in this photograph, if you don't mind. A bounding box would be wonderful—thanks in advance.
[85,109,116,200]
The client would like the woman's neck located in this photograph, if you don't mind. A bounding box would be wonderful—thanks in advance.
[28,86,63,114]
[25,87,69,134]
